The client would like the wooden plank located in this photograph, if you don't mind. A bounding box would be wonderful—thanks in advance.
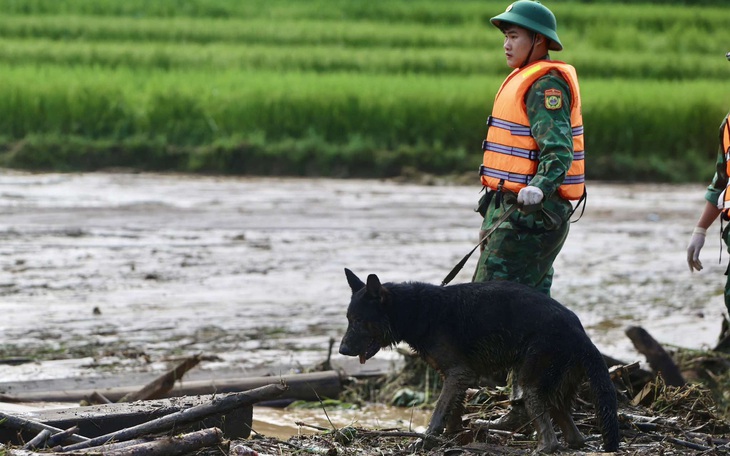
[0,394,252,445]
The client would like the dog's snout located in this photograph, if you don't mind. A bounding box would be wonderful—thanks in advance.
[338,334,352,356]
[338,343,350,355]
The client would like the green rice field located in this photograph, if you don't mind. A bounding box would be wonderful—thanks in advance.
[0,0,727,181]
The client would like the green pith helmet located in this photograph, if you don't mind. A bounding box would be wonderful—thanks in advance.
[491,1,563,51]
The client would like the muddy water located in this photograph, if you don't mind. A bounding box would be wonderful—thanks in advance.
[0,171,724,434]
[252,403,432,438]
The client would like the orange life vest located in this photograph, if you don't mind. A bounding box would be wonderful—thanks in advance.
[480,60,585,201]
[718,114,730,214]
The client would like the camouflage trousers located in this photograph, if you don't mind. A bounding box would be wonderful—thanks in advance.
[723,226,730,316]
[473,193,571,296]
[724,271,730,316]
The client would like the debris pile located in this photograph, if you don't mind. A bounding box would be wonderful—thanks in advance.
[235,372,730,455]
[2,327,730,455]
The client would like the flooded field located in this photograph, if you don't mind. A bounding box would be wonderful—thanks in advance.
[0,170,725,435]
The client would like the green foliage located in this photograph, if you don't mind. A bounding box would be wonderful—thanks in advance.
[0,0,726,181]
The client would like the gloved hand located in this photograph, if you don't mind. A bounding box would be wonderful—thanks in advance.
[687,227,706,272]
[517,186,544,206]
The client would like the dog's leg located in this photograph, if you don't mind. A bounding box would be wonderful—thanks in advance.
[425,367,474,437]
[407,368,469,452]
[523,388,559,454]
[551,408,585,449]
[550,375,585,449]
[444,384,468,434]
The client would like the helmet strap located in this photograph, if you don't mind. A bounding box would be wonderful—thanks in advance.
[520,32,537,68]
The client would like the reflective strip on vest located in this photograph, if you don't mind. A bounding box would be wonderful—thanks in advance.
[480,166,532,185]
[482,140,539,161]
[563,174,584,185]
[486,116,532,137]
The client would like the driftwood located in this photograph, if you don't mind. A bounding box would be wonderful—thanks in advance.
[0,411,89,444]
[61,383,287,451]
[75,438,154,453]
[0,358,33,366]
[46,427,82,448]
[117,354,202,403]
[102,427,224,456]
[85,392,112,406]
[0,394,253,444]
[625,326,685,387]
[22,429,51,450]
[8,428,224,456]
[4,370,341,404]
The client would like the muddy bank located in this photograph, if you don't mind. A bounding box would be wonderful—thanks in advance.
[0,170,723,383]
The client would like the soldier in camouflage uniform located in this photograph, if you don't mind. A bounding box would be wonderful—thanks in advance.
[473,0,583,297]
[686,52,730,315]
[473,0,585,431]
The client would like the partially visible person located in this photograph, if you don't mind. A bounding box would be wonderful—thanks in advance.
[473,0,585,297]
[686,51,730,316]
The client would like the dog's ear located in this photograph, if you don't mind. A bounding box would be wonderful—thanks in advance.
[365,274,382,297]
[345,268,365,292]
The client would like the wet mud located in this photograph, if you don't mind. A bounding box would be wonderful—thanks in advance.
[0,170,723,384]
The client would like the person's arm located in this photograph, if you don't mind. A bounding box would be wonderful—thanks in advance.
[522,72,573,201]
[694,201,722,232]
[687,123,729,271]
[687,201,721,272]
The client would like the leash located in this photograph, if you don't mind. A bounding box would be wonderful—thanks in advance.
[440,203,518,287]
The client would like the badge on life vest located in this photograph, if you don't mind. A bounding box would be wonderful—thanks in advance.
[544,89,563,110]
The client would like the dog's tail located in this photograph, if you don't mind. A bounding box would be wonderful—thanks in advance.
[582,344,620,452]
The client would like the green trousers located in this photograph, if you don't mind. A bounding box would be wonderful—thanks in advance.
[473,193,572,296]
[724,226,730,315]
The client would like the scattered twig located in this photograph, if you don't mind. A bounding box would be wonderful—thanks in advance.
[360,429,447,446]
[294,421,330,432]
[664,435,712,452]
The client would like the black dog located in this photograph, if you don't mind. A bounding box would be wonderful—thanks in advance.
[338,269,619,453]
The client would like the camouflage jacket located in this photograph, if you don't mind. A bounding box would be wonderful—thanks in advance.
[704,112,730,206]
[526,70,574,199]
[524,70,575,220]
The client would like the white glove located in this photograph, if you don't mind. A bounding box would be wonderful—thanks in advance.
[687,227,706,272]
[517,186,544,206]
